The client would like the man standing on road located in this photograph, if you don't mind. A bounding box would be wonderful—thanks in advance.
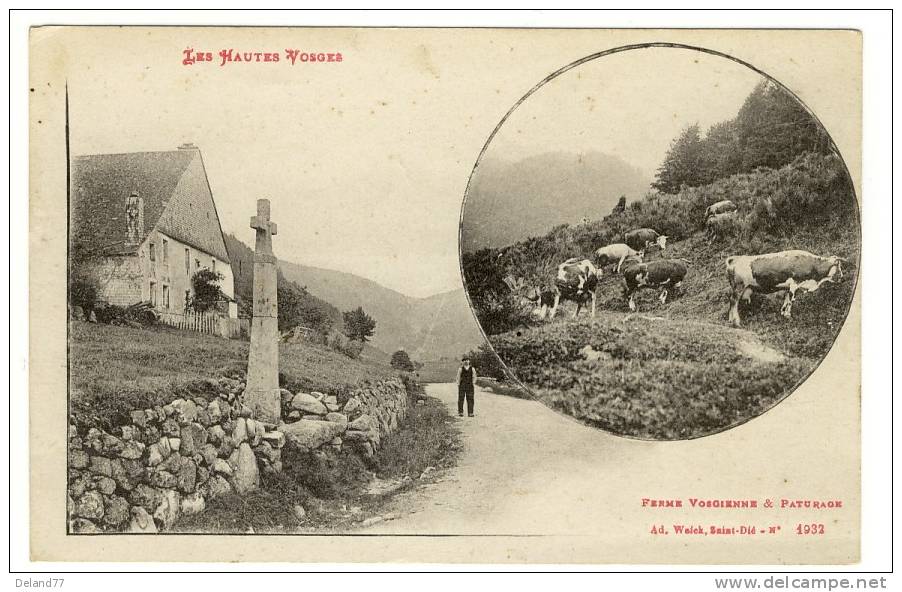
[456,356,477,418]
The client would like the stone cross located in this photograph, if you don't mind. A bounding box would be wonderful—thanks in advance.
[244,199,281,423]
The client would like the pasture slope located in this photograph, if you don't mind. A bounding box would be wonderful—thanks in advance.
[470,153,859,440]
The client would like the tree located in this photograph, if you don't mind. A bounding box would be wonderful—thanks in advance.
[651,124,705,193]
[343,306,377,342]
[189,269,226,312]
[277,273,334,334]
[390,350,416,371]
[466,342,508,381]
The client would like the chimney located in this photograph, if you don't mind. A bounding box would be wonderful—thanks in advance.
[125,191,144,244]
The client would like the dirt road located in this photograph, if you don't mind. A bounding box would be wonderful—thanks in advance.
[359,382,651,535]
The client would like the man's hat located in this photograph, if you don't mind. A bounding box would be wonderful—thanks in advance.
[461,356,470,361]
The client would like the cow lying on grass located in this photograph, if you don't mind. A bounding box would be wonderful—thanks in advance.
[705,199,738,220]
[726,250,845,327]
[622,259,689,312]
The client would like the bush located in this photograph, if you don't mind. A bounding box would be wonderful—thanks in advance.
[69,274,99,315]
[390,350,416,371]
[328,332,364,359]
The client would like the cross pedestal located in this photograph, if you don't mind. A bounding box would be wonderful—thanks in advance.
[245,199,281,423]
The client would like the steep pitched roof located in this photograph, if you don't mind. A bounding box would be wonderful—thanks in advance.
[69,149,230,262]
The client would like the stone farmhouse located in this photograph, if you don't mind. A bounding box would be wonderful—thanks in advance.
[70,143,238,323]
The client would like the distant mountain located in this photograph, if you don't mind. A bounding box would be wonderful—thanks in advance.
[278,259,484,360]
[461,151,651,252]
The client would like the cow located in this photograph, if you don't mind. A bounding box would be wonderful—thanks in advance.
[705,199,738,220]
[726,250,845,327]
[706,211,739,242]
[594,243,644,273]
[545,258,601,320]
[624,228,667,253]
[622,259,689,312]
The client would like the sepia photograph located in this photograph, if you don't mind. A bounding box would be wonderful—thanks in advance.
[461,44,860,440]
[23,23,873,567]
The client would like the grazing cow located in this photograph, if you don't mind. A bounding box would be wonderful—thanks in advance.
[546,258,601,320]
[622,259,689,312]
[705,199,738,220]
[706,211,739,242]
[594,243,644,273]
[726,250,845,327]
[625,228,668,253]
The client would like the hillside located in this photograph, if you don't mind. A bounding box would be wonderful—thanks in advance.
[461,151,651,252]
[462,152,859,439]
[279,258,484,360]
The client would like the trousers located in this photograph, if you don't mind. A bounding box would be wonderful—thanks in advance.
[458,389,474,415]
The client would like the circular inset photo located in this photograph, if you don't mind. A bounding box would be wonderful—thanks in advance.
[460,44,860,440]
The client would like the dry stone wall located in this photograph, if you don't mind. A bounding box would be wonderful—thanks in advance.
[68,375,410,533]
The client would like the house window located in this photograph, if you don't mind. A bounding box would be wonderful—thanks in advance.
[195,258,201,270]
[185,290,191,312]
[162,285,170,309]
[149,242,156,262]
[185,248,190,275]
[212,259,216,273]
[162,239,169,263]
[149,281,157,306]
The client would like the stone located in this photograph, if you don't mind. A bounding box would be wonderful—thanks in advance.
[128,506,157,533]
[244,199,281,424]
[168,438,181,453]
[324,395,339,407]
[141,425,161,446]
[196,409,213,428]
[253,441,279,464]
[310,391,326,400]
[232,417,249,444]
[207,424,226,445]
[206,474,232,499]
[130,410,147,428]
[153,489,181,530]
[329,437,343,446]
[212,458,233,476]
[217,437,236,459]
[231,442,260,494]
[324,412,348,429]
[75,491,105,520]
[200,443,218,467]
[102,495,130,527]
[146,443,165,467]
[69,449,89,469]
[342,397,362,417]
[180,492,206,516]
[110,459,137,491]
[120,425,137,441]
[278,420,346,451]
[150,470,178,489]
[179,423,207,456]
[290,393,327,415]
[206,400,222,423]
[245,418,261,445]
[293,504,306,522]
[280,389,294,405]
[118,440,145,460]
[178,458,198,493]
[196,466,210,486]
[162,418,180,437]
[342,430,373,443]
[286,410,301,421]
[302,414,324,421]
[93,476,117,495]
[100,433,124,455]
[88,455,112,477]
[70,518,102,533]
[261,430,285,449]
[348,414,378,433]
[172,399,199,425]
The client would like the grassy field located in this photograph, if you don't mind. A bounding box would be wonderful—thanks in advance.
[69,321,396,426]
[485,226,857,440]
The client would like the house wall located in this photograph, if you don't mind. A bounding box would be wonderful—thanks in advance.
[84,256,144,307]
[140,230,237,319]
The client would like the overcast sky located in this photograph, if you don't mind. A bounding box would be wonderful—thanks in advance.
[66,29,764,298]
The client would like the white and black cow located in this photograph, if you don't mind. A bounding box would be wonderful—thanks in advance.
[594,243,644,273]
[725,250,845,327]
[622,259,689,312]
[624,228,668,253]
[543,258,601,320]
[705,199,738,220]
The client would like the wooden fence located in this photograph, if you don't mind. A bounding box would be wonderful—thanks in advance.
[158,311,248,339]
